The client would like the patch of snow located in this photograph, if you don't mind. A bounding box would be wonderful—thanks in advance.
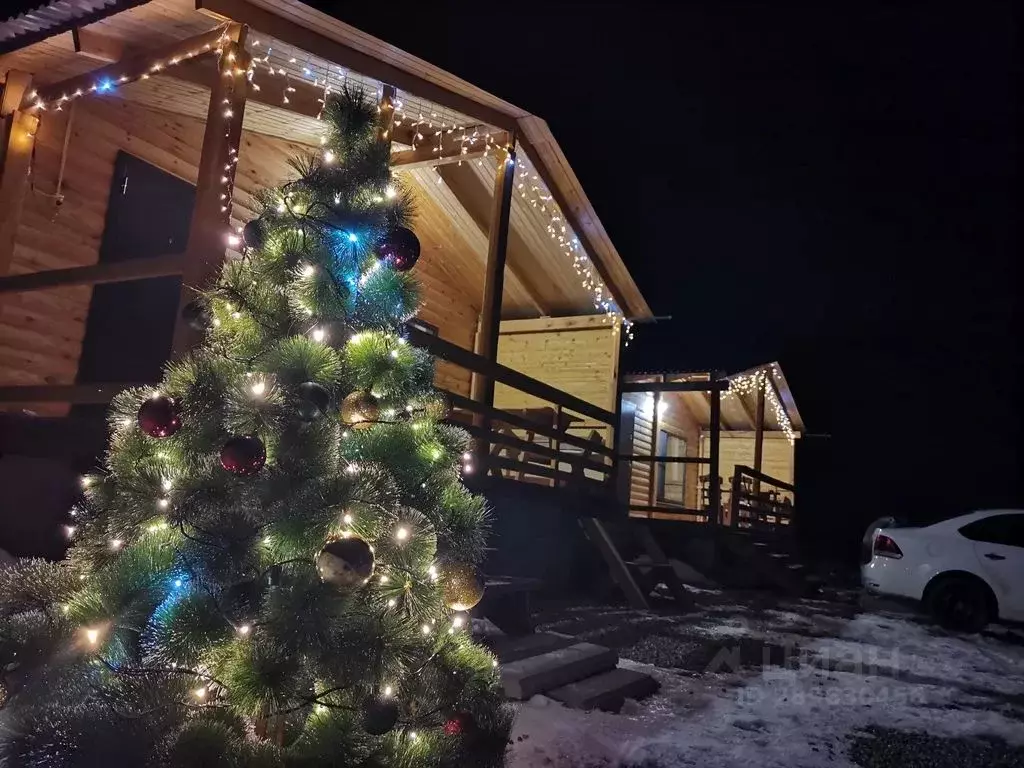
[506,605,1024,768]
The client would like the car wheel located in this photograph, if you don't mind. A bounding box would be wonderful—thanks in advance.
[925,576,992,633]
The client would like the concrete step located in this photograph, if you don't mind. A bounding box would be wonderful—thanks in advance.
[547,667,660,712]
[488,632,577,664]
[501,642,618,700]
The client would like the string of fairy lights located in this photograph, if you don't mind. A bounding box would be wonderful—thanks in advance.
[725,366,796,443]
[25,27,636,342]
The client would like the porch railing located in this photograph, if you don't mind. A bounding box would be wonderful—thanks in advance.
[727,464,795,532]
[404,325,617,491]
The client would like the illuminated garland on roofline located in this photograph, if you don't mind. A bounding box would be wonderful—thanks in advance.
[725,366,796,443]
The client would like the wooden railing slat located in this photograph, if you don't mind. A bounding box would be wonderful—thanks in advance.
[0,253,184,294]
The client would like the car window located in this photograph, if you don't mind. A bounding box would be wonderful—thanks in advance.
[959,514,1024,548]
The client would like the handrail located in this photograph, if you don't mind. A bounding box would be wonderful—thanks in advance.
[0,382,154,404]
[0,253,184,294]
[733,464,795,493]
[444,390,615,458]
[617,454,709,464]
[405,325,616,426]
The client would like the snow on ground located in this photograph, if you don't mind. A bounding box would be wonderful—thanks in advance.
[506,596,1024,767]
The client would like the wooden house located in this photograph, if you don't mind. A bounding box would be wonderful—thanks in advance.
[0,0,804,605]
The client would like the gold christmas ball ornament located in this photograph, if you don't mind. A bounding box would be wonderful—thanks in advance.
[438,561,485,611]
[340,390,380,429]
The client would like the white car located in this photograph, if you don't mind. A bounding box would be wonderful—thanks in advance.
[861,509,1024,632]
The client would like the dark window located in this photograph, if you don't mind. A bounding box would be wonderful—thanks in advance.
[655,429,686,506]
[959,514,1024,548]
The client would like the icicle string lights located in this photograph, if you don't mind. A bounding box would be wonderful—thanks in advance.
[725,366,796,443]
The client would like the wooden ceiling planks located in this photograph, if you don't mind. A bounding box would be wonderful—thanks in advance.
[0,0,638,324]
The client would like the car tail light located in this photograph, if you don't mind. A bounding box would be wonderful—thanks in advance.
[873,533,903,559]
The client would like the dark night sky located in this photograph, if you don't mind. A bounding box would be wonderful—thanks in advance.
[321,3,1020,555]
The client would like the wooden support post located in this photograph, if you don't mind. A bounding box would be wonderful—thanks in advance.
[647,377,663,513]
[0,71,36,276]
[610,334,630,510]
[171,30,250,357]
[752,375,766,495]
[470,142,516,452]
[708,378,722,525]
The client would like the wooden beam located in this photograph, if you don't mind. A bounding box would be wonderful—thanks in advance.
[0,71,36,278]
[197,0,519,132]
[470,146,516,415]
[753,383,766,474]
[33,25,236,108]
[72,27,125,63]
[707,381,722,524]
[0,384,153,405]
[170,57,504,164]
[437,162,547,315]
[391,130,509,170]
[171,31,251,357]
[0,253,183,295]
[621,380,729,393]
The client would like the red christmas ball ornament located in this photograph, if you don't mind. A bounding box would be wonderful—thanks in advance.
[137,394,182,438]
[220,435,266,476]
[378,226,421,272]
[443,712,476,737]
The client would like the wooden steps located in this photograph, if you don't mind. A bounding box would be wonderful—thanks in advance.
[547,667,659,711]
[490,631,660,712]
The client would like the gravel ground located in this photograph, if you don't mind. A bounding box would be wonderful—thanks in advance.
[849,726,1024,768]
[506,588,1024,767]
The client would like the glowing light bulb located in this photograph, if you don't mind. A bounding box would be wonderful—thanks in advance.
[323,149,335,163]
[85,628,100,645]
[227,233,240,246]
[162,478,173,492]
[302,263,316,277]
[395,527,409,541]
[194,686,207,699]
[347,232,359,243]
[237,624,251,636]
[463,452,472,461]
[174,579,183,588]
[385,186,397,199]
[452,614,465,628]
[110,539,123,550]
[312,327,325,342]
[384,685,393,697]
[343,513,353,525]
[251,380,266,396]
[387,598,397,607]
[421,624,431,635]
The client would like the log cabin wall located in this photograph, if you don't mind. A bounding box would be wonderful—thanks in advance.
[0,93,476,415]
[623,391,702,512]
[699,432,795,488]
[492,316,620,442]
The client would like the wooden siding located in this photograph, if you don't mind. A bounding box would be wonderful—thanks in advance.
[493,316,619,425]
[624,391,702,511]
[699,432,795,488]
[0,93,478,413]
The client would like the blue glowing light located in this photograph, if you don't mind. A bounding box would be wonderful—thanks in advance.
[97,78,114,93]
[347,232,359,243]
[174,579,183,588]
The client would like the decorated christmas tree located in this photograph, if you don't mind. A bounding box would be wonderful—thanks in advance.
[0,89,512,767]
